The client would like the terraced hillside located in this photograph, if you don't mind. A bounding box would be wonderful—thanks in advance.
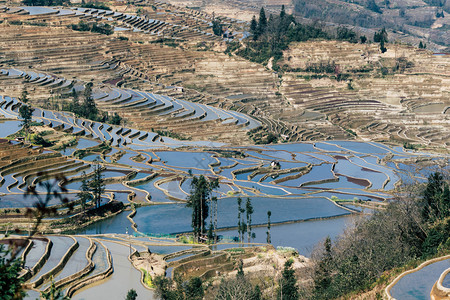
[163,0,450,50]
[278,41,450,147]
[0,1,448,299]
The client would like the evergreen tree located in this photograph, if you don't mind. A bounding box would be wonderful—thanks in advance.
[280,4,286,19]
[313,237,333,295]
[83,82,98,120]
[89,161,104,208]
[258,7,267,35]
[419,41,427,49]
[77,171,91,214]
[237,259,244,278]
[185,277,203,300]
[278,259,299,300]
[212,19,223,36]
[252,285,262,300]
[212,196,218,242]
[266,210,271,243]
[250,15,258,39]
[70,88,80,116]
[246,197,254,243]
[239,199,246,243]
[126,289,137,300]
[19,89,29,104]
[186,175,218,241]
[237,197,242,241]
[18,89,35,141]
[19,104,34,130]
[374,28,388,53]
[422,172,450,221]
[110,112,122,125]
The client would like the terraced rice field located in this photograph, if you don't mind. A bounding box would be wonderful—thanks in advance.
[0,80,448,297]
[0,2,449,298]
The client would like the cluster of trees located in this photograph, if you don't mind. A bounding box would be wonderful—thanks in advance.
[374,27,388,53]
[187,177,273,246]
[70,21,113,35]
[78,161,105,212]
[237,197,254,243]
[214,256,299,299]
[81,1,111,10]
[237,6,375,68]
[212,19,223,36]
[68,83,98,120]
[66,84,122,125]
[153,253,300,299]
[154,274,204,300]
[186,175,219,242]
[311,172,450,299]
[240,6,329,66]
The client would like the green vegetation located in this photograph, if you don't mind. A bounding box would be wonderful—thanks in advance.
[0,244,25,300]
[212,19,223,36]
[237,6,364,70]
[186,175,219,242]
[403,142,422,150]
[239,7,329,66]
[70,21,113,35]
[248,127,280,144]
[237,197,245,242]
[126,289,138,300]
[90,161,105,209]
[374,28,388,53]
[153,129,191,141]
[154,275,204,300]
[311,172,450,299]
[72,141,111,159]
[80,2,111,10]
[32,132,55,147]
[65,85,122,125]
[18,90,35,141]
[141,269,154,288]
[246,197,254,243]
[40,278,70,299]
[278,259,299,300]
[214,259,262,299]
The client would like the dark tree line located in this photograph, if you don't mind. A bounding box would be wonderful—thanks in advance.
[235,6,366,68]
[70,21,113,36]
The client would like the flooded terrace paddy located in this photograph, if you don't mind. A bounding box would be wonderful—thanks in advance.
[1,92,449,298]
[390,258,450,300]
[72,241,154,300]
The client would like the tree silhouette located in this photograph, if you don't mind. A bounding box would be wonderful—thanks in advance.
[186,175,218,241]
